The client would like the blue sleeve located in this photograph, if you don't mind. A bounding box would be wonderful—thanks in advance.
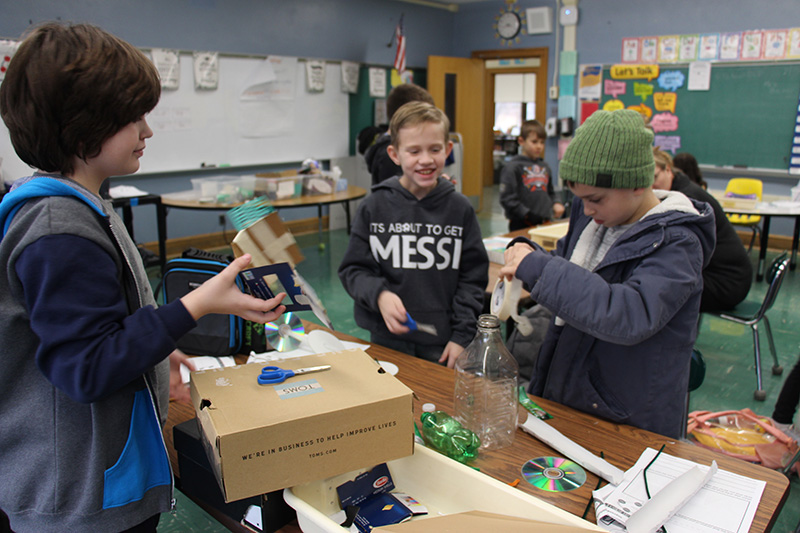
[16,234,197,403]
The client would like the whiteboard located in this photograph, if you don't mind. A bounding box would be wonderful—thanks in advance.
[1,53,349,180]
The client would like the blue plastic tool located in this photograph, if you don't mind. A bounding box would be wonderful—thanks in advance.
[404,312,438,336]
[257,364,331,385]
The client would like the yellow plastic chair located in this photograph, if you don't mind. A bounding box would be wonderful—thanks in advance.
[725,178,763,252]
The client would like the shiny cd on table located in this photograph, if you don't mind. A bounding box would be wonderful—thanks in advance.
[264,312,304,352]
[521,456,586,492]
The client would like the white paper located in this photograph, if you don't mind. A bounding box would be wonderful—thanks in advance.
[193,51,219,90]
[109,185,148,198]
[369,67,387,98]
[181,355,236,383]
[687,61,711,91]
[519,413,625,485]
[0,40,20,82]
[306,60,325,93]
[150,48,180,90]
[593,447,765,533]
[247,340,370,364]
[341,61,360,93]
[240,58,277,101]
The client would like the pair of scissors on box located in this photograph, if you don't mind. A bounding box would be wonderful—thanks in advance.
[257,365,331,385]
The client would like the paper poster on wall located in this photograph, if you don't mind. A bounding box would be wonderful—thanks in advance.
[603,99,624,112]
[369,68,387,98]
[557,137,571,160]
[193,51,219,90]
[653,92,676,113]
[720,32,741,60]
[654,134,681,154]
[698,34,720,60]
[622,37,639,63]
[657,70,684,91]
[657,36,679,63]
[688,61,711,91]
[578,64,602,100]
[340,61,360,93]
[789,28,800,58]
[763,30,788,59]
[741,31,764,60]
[580,101,598,125]
[678,35,699,62]
[306,60,325,93]
[627,103,652,120]
[0,40,18,82]
[604,79,626,98]
[262,56,298,100]
[151,48,180,90]
[633,82,653,102]
[240,59,277,101]
[391,68,414,87]
[650,112,677,133]
[641,37,658,63]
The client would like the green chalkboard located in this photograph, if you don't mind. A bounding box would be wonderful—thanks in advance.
[599,63,800,170]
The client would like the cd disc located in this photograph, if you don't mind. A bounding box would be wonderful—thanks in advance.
[264,312,304,352]
[521,456,586,492]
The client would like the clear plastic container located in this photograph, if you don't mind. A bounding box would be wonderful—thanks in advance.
[453,314,519,451]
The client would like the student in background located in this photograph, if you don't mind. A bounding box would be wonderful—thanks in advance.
[499,120,564,231]
[339,102,488,368]
[0,22,286,532]
[772,354,800,441]
[363,83,435,185]
[653,148,752,312]
[673,152,708,190]
[500,110,715,438]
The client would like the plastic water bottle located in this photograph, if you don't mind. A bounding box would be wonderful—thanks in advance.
[419,404,481,463]
[454,314,519,451]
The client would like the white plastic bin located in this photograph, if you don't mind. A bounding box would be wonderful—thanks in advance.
[283,445,603,533]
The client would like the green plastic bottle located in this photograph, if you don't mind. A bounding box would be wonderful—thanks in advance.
[419,404,480,463]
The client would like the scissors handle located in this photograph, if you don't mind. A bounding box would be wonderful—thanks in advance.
[257,366,295,385]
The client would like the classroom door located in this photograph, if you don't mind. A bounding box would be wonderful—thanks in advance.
[427,56,486,208]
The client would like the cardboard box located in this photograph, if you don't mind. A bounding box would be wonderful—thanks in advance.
[231,211,304,268]
[190,349,414,502]
[528,222,570,251]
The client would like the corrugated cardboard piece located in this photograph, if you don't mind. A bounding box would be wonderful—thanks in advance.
[190,349,414,502]
[377,510,597,532]
[231,211,304,268]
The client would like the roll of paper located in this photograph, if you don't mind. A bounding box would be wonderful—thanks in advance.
[625,461,717,533]
[519,413,625,485]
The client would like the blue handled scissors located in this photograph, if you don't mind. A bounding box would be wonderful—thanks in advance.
[257,364,331,385]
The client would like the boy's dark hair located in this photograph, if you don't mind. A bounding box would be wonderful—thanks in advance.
[0,22,161,176]
[519,120,546,141]
[386,84,435,120]
[390,101,449,148]
[673,152,707,189]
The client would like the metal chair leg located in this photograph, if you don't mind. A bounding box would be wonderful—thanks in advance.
[761,315,784,375]
[752,323,766,401]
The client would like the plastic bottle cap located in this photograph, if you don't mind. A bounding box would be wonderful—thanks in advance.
[422,403,436,412]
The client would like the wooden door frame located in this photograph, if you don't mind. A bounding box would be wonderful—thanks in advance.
[471,47,549,188]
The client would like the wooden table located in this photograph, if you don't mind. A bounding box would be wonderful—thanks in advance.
[159,185,367,261]
[164,322,790,532]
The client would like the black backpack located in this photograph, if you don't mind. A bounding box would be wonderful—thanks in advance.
[158,248,266,356]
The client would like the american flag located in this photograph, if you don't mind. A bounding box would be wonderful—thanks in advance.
[393,15,406,73]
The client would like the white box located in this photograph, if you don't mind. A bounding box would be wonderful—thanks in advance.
[284,445,603,533]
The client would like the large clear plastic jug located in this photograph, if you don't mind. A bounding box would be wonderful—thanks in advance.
[453,314,519,451]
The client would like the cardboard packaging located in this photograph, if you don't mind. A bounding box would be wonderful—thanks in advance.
[527,222,570,251]
[230,211,304,268]
[190,349,414,502]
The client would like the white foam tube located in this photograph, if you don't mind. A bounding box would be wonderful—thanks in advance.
[519,413,625,485]
[490,277,533,336]
[625,461,717,533]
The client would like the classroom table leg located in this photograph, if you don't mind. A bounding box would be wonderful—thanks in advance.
[156,199,168,274]
[756,215,771,282]
[317,204,324,251]
[791,215,799,271]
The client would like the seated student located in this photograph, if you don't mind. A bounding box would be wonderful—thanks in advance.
[773,354,800,441]
[653,148,752,312]
[499,120,565,231]
[339,102,488,368]
[500,110,715,438]
[673,152,708,190]
[0,22,286,532]
[364,83,436,186]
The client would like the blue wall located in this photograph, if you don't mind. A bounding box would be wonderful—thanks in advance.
[2,0,799,241]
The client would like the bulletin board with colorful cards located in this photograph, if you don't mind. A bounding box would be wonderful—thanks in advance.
[579,27,800,173]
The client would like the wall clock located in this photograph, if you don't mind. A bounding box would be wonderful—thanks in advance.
[494,1,525,46]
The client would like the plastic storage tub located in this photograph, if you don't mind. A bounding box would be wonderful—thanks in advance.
[253,176,303,200]
[283,444,602,533]
[191,175,256,204]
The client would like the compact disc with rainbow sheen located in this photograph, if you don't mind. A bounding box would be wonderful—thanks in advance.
[265,312,304,352]
[521,456,586,492]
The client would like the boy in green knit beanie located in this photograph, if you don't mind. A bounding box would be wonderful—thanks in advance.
[500,109,715,438]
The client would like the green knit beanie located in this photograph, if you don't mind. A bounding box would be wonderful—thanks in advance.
[560,109,655,189]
